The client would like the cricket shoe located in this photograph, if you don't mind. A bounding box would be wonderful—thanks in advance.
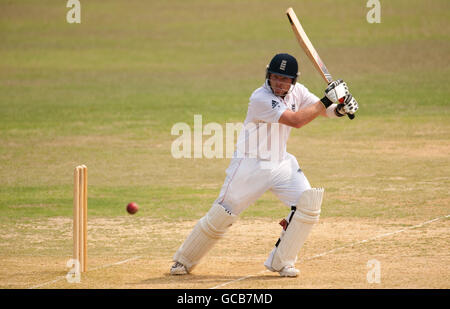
[170,262,188,275]
[278,266,299,277]
[264,261,299,277]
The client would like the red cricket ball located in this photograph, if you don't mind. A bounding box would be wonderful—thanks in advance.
[126,202,139,214]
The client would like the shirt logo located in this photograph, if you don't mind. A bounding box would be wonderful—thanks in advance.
[272,100,280,109]
[291,103,296,111]
[280,60,287,71]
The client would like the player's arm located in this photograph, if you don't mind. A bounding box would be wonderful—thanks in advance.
[279,101,325,128]
[279,101,348,129]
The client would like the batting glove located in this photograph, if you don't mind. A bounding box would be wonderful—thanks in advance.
[320,79,349,108]
[336,94,359,116]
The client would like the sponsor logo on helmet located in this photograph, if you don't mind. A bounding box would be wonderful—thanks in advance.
[280,60,287,71]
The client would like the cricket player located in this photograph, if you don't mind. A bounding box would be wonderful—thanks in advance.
[170,53,358,277]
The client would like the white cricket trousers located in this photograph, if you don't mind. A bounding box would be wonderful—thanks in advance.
[214,153,311,215]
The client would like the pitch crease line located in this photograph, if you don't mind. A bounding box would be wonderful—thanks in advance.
[28,255,143,289]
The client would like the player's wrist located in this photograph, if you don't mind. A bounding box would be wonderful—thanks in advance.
[320,96,333,108]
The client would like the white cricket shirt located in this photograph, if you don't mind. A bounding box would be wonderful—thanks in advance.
[235,81,319,162]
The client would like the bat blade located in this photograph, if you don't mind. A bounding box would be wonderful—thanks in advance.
[286,8,332,84]
[286,7,355,119]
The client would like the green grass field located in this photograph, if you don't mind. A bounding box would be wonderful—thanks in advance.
[0,0,449,289]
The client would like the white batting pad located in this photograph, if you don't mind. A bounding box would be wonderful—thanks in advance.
[173,203,237,271]
[268,188,324,271]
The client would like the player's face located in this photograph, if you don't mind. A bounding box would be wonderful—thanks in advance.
[269,74,293,96]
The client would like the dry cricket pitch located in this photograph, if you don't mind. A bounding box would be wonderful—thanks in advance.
[1,215,448,289]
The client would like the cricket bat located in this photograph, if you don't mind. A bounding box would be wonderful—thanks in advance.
[286,7,355,120]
